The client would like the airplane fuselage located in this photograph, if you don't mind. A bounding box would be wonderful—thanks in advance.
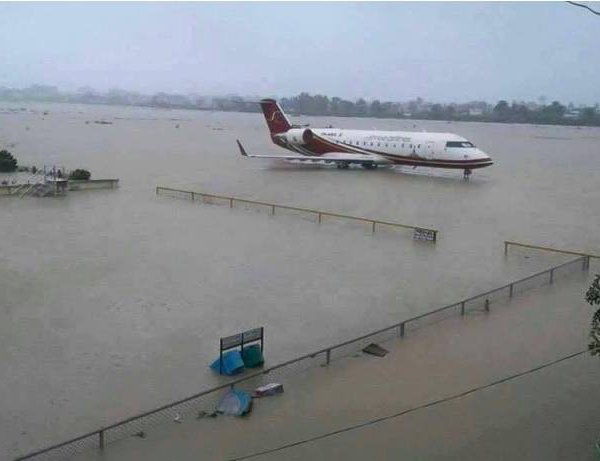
[273,127,493,170]
[238,99,494,175]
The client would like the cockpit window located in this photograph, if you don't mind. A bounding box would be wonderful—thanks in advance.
[446,141,475,148]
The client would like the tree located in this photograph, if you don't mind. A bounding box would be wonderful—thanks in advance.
[296,92,314,115]
[0,149,17,172]
[430,104,443,120]
[579,107,598,125]
[540,101,566,123]
[355,98,367,117]
[370,100,382,118]
[493,100,510,121]
[69,169,91,180]
[585,274,600,356]
[330,97,341,116]
[338,99,355,117]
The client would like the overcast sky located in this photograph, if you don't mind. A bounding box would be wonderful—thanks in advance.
[1,1,599,104]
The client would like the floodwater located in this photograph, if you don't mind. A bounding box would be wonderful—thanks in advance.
[1,103,599,458]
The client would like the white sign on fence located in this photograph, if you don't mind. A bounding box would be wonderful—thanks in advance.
[413,228,437,242]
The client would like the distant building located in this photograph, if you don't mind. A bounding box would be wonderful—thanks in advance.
[564,110,581,119]
[150,93,192,108]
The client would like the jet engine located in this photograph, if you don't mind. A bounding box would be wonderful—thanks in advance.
[276,128,314,145]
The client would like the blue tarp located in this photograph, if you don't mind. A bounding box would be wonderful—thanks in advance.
[210,350,245,376]
[216,389,253,416]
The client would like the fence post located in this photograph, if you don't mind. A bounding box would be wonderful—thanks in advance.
[583,256,590,271]
[504,241,508,256]
[271,205,275,216]
[191,192,195,201]
[325,349,331,365]
[484,298,490,312]
[99,430,105,450]
[549,269,554,284]
[460,301,465,316]
[318,212,322,224]
[155,186,159,195]
[399,322,405,338]
[372,221,376,233]
[509,283,514,298]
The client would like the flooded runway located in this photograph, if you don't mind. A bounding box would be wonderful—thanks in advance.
[1,103,599,457]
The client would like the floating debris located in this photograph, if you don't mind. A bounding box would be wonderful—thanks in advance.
[362,343,389,357]
[253,383,283,398]
[216,389,252,416]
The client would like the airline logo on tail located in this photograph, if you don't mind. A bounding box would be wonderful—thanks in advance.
[268,110,283,122]
[260,99,291,135]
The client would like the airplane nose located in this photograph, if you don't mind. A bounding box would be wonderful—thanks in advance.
[476,149,493,163]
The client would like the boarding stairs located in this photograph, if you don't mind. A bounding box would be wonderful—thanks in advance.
[14,174,53,197]
[29,182,53,197]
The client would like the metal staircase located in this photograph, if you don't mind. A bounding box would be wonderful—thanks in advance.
[12,174,54,197]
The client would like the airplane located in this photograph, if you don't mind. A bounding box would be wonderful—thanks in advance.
[236,99,493,179]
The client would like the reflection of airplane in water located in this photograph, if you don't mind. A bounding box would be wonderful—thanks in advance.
[237,99,493,179]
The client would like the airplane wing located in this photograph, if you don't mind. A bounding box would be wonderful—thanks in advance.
[236,140,391,164]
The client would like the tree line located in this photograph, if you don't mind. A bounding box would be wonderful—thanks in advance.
[279,93,600,127]
[2,86,599,127]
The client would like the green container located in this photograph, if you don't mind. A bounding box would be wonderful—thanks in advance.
[241,345,264,368]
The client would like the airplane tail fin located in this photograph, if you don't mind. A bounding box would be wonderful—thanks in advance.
[259,99,291,135]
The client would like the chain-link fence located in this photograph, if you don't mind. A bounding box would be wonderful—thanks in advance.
[15,255,589,461]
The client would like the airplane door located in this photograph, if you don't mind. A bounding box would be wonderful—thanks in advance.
[425,141,436,159]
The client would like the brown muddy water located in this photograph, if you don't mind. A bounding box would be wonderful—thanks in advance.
[1,102,599,458]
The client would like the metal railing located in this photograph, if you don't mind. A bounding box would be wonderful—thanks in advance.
[155,186,438,241]
[15,255,590,461]
[504,240,599,261]
[0,184,22,195]
[68,179,119,190]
